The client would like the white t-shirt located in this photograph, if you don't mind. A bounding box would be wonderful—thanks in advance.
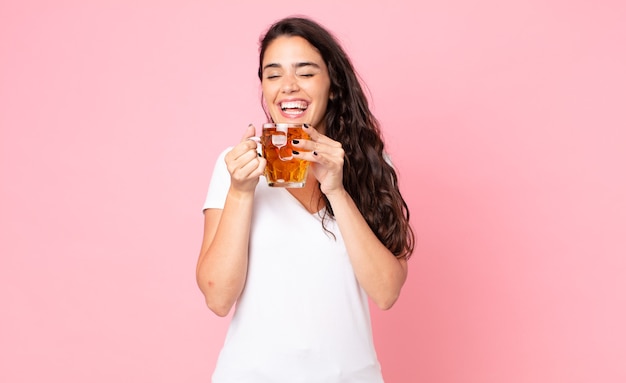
[204,148,384,383]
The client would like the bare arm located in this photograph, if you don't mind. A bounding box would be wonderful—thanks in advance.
[326,190,408,310]
[196,125,265,316]
[293,125,408,310]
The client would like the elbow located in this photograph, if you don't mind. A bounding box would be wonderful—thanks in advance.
[372,259,407,311]
[201,287,235,317]
[206,298,232,317]
[197,278,235,317]
[373,291,400,311]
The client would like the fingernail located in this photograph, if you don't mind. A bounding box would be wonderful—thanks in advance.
[303,124,310,129]
[313,151,318,156]
[292,139,299,144]
[292,150,300,155]
[257,153,262,157]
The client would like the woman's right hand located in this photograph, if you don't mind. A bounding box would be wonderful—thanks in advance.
[224,124,266,193]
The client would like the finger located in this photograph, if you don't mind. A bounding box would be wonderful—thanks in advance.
[235,157,263,178]
[296,148,344,167]
[230,151,263,178]
[244,154,266,178]
[227,127,259,162]
[226,146,258,172]
[226,144,254,165]
[236,148,261,168]
[254,156,267,175]
[242,124,262,155]
[241,124,257,142]
[292,137,343,157]
[303,124,342,148]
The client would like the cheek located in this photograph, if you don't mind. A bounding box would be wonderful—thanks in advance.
[261,89,277,110]
[261,82,277,100]
[314,84,331,110]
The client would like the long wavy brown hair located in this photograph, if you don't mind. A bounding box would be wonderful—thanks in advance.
[258,17,415,259]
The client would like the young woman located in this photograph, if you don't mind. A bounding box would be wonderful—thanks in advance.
[197,16,415,383]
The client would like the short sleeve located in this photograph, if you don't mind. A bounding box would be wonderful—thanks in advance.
[202,147,232,211]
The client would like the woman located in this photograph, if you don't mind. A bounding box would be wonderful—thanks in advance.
[197,16,415,383]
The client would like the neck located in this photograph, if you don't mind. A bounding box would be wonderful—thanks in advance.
[287,173,323,214]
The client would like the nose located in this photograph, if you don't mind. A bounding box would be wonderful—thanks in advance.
[281,73,300,94]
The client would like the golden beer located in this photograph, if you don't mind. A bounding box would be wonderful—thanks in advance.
[262,123,311,188]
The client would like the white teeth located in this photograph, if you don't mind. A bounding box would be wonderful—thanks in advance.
[280,101,308,110]
[284,109,303,115]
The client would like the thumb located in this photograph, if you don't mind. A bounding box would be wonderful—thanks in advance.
[241,124,257,142]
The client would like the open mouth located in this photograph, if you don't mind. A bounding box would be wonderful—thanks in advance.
[280,100,308,116]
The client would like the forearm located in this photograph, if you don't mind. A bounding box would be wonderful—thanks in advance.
[196,189,255,316]
[326,189,408,310]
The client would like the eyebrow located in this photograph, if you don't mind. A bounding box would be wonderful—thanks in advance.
[262,62,321,72]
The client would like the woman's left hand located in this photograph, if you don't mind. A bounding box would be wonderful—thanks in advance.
[292,124,345,196]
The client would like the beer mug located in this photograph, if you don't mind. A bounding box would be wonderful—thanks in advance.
[253,123,311,188]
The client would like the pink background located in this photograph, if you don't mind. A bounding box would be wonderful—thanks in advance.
[1,1,625,382]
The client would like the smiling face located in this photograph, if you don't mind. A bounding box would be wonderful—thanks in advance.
[260,36,332,133]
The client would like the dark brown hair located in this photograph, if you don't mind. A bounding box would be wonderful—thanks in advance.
[258,17,415,259]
